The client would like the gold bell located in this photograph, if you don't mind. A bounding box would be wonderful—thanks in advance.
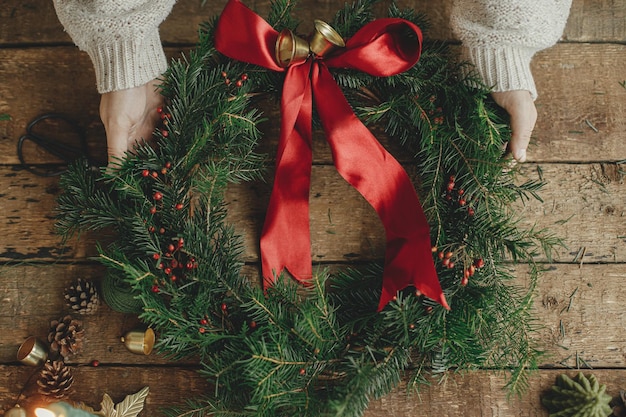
[309,20,345,57]
[17,336,48,366]
[275,29,310,67]
[121,327,155,355]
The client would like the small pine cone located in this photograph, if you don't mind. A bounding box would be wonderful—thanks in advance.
[47,315,85,358]
[37,360,74,399]
[64,278,99,315]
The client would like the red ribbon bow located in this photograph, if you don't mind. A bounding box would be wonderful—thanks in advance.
[215,0,448,311]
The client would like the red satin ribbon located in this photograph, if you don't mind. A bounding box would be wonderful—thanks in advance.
[215,0,448,311]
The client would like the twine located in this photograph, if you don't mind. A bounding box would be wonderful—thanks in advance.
[100,272,143,314]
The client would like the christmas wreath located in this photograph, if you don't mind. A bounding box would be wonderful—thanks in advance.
[56,0,558,416]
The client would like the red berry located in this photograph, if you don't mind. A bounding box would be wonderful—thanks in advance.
[151,284,160,293]
[165,162,172,169]
[171,259,178,268]
[459,198,466,206]
[250,321,257,329]
[474,258,485,268]
[177,238,184,247]
[431,246,438,252]
[438,252,444,260]
[221,303,228,311]
[168,244,175,253]
[159,227,166,234]
[141,169,150,177]
[153,253,161,260]
[461,276,469,286]
[151,171,158,178]
[447,261,455,269]
[221,71,227,78]
[468,207,475,216]
[153,191,163,201]
[446,182,455,191]
[199,327,206,334]
[235,80,243,87]
[170,275,177,282]
[225,78,231,85]
[157,262,164,269]
[164,267,172,275]
[442,258,450,267]
[186,261,194,270]
[148,226,156,233]
[175,203,184,210]
[161,168,167,175]
[91,359,100,367]
[157,107,163,113]
[464,269,471,279]
[161,129,169,138]
[241,73,248,81]
[299,368,306,376]
[449,175,455,182]
[200,318,208,325]
[150,206,157,214]
[409,323,416,330]
[445,251,453,259]
[458,189,465,195]
[469,265,476,276]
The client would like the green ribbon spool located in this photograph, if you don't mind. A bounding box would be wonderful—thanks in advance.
[100,272,143,314]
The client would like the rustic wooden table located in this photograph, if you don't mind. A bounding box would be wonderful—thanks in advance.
[1,0,624,415]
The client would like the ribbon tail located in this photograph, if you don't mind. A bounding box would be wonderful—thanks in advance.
[261,63,314,288]
[312,64,448,311]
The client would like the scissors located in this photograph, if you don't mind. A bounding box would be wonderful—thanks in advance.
[17,113,93,177]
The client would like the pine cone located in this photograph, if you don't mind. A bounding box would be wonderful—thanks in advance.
[64,278,99,315]
[47,315,85,358]
[37,360,74,399]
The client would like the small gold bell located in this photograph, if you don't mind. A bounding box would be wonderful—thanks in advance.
[17,336,48,366]
[121,327,155,355]
[275,29,310,67]
[309,20,345,57]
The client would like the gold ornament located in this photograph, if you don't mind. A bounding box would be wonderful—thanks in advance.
[274,19,345,67]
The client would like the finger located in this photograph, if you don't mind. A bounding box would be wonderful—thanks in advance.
[507,107,536,163]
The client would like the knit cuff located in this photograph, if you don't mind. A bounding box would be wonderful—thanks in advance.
[87,29,167,93]
[464,46,538,100]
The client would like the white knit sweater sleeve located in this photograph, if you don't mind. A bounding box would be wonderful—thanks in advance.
[450,0,572,99]
[53,0,176,93]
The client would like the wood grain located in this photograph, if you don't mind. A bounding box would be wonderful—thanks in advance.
[2,42,625,168]
[1,0,625,415]
[1,366,624,416]
[0,163,623,262]
[1,0,624,45]
[1,263,624,367]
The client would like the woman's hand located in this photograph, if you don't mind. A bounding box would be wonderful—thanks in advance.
[491,90,537,163]
[99,79,164,168]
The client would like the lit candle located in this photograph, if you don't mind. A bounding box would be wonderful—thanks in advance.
[34,402,98,417]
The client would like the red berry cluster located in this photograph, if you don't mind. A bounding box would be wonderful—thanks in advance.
[221,71,248,88]
[433,246,456,269]
[461,258,485,286]
[150,237,199,294]
[444,175,475,217]
[156,107,171,138]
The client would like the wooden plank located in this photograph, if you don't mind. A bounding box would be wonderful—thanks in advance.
[516,162,626,264]
[0,365,210,416]
[0,162,624,262]
[1,263,625,367]
[363,369,626,417]
[1,366,624,416]
[2,43,625,166]
[531,43,626,163]
[0,0,624,45]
